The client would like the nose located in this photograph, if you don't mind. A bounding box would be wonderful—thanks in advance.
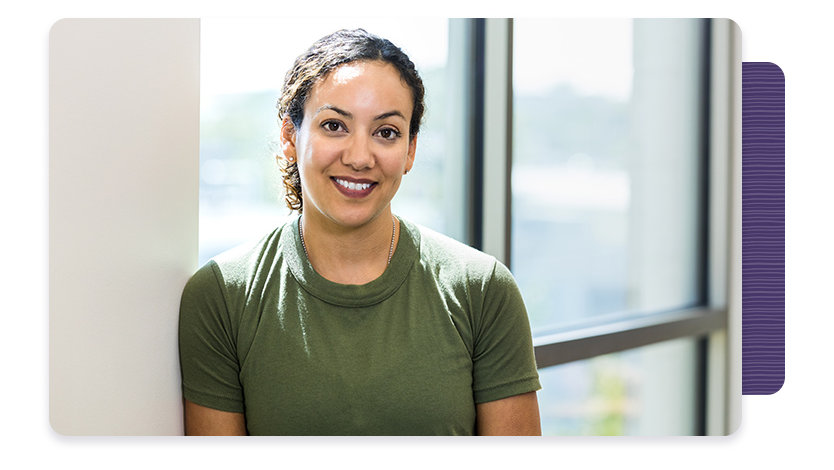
[341,133,375,170]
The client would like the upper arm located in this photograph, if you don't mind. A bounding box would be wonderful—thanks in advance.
[184,399,247,436]
[471,261,542,416]
[475,391,542,436]
[179,263,246,415]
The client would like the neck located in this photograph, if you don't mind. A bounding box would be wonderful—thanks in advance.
[299,210,399,285]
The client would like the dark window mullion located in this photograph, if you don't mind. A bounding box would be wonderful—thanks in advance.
[467,18,486,250]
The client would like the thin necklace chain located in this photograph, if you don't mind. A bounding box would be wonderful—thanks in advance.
[299,216,396,266]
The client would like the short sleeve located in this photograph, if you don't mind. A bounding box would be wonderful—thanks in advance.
[178,262,245,413]
[471,261,542,404]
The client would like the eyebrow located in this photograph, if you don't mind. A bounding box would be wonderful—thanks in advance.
[316,105,406,121]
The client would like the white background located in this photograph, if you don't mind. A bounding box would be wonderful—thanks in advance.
[2,1,826,468]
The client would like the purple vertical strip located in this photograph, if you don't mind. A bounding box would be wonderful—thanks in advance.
[742,62,785,395]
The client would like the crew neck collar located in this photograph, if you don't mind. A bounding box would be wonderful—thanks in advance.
[282,215,419,308]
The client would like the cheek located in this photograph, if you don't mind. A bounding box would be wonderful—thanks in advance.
[300,135,341,164]
[385,144,412,170]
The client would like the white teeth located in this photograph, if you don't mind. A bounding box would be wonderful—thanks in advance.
[335,178,372,191]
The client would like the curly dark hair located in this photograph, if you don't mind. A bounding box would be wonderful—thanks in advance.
[277,28,426,212]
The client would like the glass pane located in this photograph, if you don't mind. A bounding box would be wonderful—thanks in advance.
[538,337,698,435]
[200,18,451,264]
[511,19,706,331]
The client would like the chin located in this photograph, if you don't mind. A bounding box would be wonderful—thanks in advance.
[321,205,387,229]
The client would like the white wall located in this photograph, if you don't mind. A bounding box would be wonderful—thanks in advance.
[49,19,199,435]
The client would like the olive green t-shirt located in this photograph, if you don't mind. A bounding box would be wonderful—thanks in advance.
[178,217,540,435]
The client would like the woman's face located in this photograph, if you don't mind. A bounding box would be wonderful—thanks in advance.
[282,60,417,230]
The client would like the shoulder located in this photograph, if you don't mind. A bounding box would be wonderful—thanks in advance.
[212,224,287,279]
[184,223,289,299]
[403,220,513,295]
[179,223,292,347]
[410,222,496,272]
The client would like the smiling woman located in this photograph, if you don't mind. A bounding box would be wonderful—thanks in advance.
[178,28,541,436]
[284,61,416,251]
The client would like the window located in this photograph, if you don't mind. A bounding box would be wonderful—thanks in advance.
[512,20,708,434]
[493,18,732,435]
[512,19,636,330]
[538,337,699,435]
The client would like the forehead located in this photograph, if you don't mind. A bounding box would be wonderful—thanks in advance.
[306,60,413,115]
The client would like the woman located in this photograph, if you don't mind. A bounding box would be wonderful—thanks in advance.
[179,28,541,435]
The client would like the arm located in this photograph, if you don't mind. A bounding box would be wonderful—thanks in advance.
[180,263,247,436]
[475,391,542,436]
[184,399,247,436]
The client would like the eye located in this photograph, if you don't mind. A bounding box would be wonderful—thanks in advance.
[375,127,402,141]
[322,120,346,133]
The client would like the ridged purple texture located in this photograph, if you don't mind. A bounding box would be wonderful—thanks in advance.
[742,62,785,395]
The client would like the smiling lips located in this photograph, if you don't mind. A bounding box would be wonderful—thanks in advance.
[331,177,377,198]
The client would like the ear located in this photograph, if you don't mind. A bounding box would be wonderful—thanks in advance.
[405,135,417,174]
[280,116,297,162]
